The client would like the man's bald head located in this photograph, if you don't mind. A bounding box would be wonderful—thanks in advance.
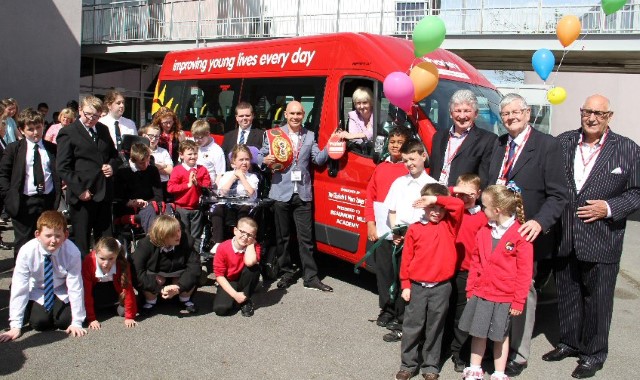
[284,101,305,131]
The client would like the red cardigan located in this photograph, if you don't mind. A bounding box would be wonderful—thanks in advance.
[400,196,464,289]
[466,222,534,312]
[167,164,212,209]
[456,210,488,271]
[364,161,408,222]
[82,250,137,322]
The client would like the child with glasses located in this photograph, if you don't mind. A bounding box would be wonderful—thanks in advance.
[143,124,174,201]
[213,217,261,317]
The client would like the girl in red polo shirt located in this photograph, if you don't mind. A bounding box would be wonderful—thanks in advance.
[459,183,533,380]
[82,237,138,329]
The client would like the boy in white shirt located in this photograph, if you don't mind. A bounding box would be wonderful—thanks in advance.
[192,120,225,185]
[143,124,173,200]
[0,211,86,342]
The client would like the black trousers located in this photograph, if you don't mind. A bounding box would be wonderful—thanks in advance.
[69,198,113,257]
[12,192,56,261]
[374,239,405,322]
[443,270,469,360]
[213,265,261,316]
[555,254,619,365]
[273,194,318,282]
[26,297,72,331]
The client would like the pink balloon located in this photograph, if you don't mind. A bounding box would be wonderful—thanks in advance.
[383,72,415,112]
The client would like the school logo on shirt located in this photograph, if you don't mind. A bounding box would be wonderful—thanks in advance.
[266,128,293,172]
[505,242,515,251]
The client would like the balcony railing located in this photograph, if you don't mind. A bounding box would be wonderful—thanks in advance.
[82,0,640,45]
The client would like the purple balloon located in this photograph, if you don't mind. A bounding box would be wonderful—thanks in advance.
[383,72,415,112]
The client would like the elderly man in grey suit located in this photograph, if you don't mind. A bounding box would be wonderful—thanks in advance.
[259,101,333,292]
[543,94,640,379]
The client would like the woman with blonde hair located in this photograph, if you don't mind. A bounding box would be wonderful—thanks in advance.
[44,108,76,143]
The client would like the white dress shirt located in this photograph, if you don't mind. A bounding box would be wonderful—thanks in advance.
[218,170,260,200]
[99,114,137,146]
[95,256,117,282]
[236,127,252,144]
[151,146,173,182]
[384,171,438,226]
[9,239,85,329]
[489,215,516,239]
[197,138,226,184]
[24,139,54,195]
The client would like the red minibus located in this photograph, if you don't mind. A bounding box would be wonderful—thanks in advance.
[153,32,503,267]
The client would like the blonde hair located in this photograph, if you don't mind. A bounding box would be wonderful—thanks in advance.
[191,119,211,137]
[352,87,373,104]
[81,95,103,113]
[483,185,525,224]
[455,173,481,190]
[149,215,181,247]
[58,108,76,122]
[231,144,253,162]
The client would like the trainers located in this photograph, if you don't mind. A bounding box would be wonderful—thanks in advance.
[240,299,255,317]
[303,279,334,292]
[490,374,510,380]
[376,311,394,327]
[181,300,198,314]
[142,302,156,311]
[395,370,412,380]
[462,367,484,380]
[383,329,402,342]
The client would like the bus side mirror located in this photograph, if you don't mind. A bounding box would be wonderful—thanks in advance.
[372,135,386,164]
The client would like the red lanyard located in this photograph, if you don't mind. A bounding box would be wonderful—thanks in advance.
[445,132,468,166]
[290,130,305,166]
[578,130,607,168]
[500,127,532,180]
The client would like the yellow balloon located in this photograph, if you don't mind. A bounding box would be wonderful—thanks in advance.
[547,87,567,105]
[409,61,439,102]
[556,15,581,48]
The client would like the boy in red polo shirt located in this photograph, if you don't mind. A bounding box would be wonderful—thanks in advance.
[395,183,464,380]
[213,217,261,317]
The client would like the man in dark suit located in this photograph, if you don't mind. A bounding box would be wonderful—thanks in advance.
[430,89,497,188]
[487,93,568,377]
[56,95,119,256]
[543,94,640,379]
[221,101,263,169]
[0,108,61,260]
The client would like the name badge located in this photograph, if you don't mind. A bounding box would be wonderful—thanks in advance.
[291,165,302,181]
[496,178,506,186]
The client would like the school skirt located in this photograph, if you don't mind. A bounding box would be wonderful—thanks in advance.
[458,295,511,342]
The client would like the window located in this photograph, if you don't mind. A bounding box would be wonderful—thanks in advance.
[395,2,425,33]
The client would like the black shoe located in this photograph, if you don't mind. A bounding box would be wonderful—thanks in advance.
[277,275,296,289]
[180,300,198,314]
[376,311,394,327]
[571,362,603,379]
[451,355,466,373]
[383,329,402,342]
[240,299,255,317]
[386,319,402,331]
[505,360,527,377]
[303,279,333,292]
[0,241,10,250]
[542,345,580,362]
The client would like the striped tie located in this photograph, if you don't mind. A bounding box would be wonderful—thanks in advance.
[43,254,54,312]
[239,130,246,145]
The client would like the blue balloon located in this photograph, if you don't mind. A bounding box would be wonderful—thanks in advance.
[532,48,555,81]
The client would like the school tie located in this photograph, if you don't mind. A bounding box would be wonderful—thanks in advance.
[238,130,246,145]
[33,143,45,195]
[88,127,98,144]
[114,120,122,150]
[43,254,55,312]
[507,140,517,176]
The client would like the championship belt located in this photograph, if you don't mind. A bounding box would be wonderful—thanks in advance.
[266,128,294,172]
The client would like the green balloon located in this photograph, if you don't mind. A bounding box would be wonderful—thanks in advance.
[602,0,627,15]
[412,16,446,57]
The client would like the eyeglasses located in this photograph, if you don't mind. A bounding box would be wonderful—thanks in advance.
[145,134,160,140]
[82,110,100,119]
[237,228,256,240]
[580,108,611,119]
[499,109,528,118]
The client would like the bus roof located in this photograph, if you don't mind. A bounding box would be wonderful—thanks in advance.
[160,33,494,89]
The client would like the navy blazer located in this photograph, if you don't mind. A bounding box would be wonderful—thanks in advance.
[558,129,640,263]
[0,139,62,217]
[429,125,497,188]
[487,127,569,260]
[258,125,328,202]
[56,120,119,205]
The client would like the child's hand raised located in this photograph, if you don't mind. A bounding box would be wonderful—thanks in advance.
[412,195,437,209]
[88,320,101,330]
[401,288,411,302]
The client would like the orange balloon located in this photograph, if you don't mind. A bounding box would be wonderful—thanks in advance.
[409,61,439,102]
[556,15,581,48]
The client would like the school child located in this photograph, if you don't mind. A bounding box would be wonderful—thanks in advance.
[363,127,410,334]
[0,108,61,261]
[0,211,86,342]
[383,138,437,342]
[458,184,533,380]
[82,237,138,329]
[445,173,488,372]
[213,217,261,317]
[167,139,212,255]
[142,124,173,201]
[132,215,201,314]
[394,184,464,380]
[192,119,226,185]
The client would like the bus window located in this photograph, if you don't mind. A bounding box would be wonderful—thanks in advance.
[340,78,376,157]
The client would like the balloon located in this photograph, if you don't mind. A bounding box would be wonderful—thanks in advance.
[383,72,414,112]
[556,15,581,47]
[532,48,555,81]
[409,62,439,102]
[602,0,627,15]
[547,87,567,105]
[412,16,446,57]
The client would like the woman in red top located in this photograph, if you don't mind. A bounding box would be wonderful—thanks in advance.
[459,183,533,380]
[82,237,138,329]
[153,107,186,165]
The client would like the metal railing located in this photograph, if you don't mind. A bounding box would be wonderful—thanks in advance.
[81,0,640,45]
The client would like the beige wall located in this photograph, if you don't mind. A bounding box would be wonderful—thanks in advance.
[0,1,81,117]
[525,71,640,144]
